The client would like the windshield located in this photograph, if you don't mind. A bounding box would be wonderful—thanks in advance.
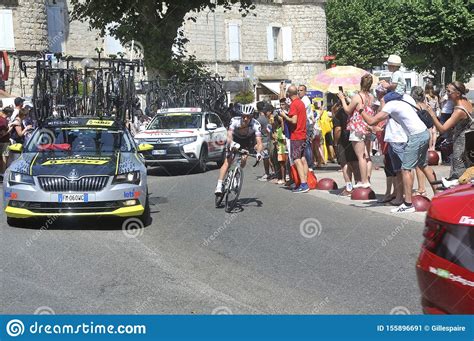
[24,128,135,153]
[148,114,202,130]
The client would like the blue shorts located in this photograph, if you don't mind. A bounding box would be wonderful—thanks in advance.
[388,142,406,173]
[402,130,430,170]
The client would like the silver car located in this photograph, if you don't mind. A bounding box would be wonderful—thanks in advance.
[3,117,153,226]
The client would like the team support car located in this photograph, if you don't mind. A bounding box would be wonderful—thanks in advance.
[3,117,153,226]
[416,184,474,314]
[133,108,227,172]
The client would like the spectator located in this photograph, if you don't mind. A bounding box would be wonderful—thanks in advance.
[312,101,326,167]
[425,82,440,151]
[361,86,437,213]
[11,97,24,123]
[332,102,360,196]
[382,54,406,95]
[298,85,315,169]
[279,85,309,193]
[256,101,272,181]
[320,106,336,163]
[427,81,473,180]
[0,107,11,179]
[273,112,287,185]
[337,74,375,188]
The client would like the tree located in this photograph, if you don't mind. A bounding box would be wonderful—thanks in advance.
[401,0,474,83]
[326,0,474,83]
[326,0,405,70]
[70,0,255,78]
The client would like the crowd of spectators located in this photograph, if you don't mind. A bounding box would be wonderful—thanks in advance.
[250,54,473,213]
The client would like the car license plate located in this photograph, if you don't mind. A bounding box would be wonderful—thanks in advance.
[152,149,166,155]
[58,193,89,203]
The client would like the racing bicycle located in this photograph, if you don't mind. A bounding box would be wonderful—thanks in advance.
[215,149,259,213]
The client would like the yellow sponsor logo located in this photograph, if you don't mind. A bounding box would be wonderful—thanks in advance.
[86,119,114,126]
[42,159,110,165]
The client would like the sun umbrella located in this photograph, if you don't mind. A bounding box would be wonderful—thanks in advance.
[309,66,378,94]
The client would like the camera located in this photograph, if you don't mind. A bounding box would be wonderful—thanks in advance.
[273,109,281,118]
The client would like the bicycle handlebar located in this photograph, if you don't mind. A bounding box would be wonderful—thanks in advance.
[231,149,261,167]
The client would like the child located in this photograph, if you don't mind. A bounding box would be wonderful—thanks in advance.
[383,54,405,95]
[274,114,287,185]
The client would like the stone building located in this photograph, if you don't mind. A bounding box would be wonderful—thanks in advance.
[0,0,123,98]
[182,0,327,102]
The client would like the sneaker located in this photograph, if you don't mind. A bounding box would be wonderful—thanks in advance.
[277,179,285,185]
[441,177,459,188]
[258,174,269,182]
[292,184,310,193]
[391,203,416,213]
[354,182,371,189]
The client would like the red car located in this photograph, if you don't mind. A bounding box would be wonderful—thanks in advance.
[416,183,474,314]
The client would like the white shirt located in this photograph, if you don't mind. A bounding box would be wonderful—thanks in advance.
[384,118,408,143]
[301,95,313,121]
[381,94,426,136]
[390,70,406,95]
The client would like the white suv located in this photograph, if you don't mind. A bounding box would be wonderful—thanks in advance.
[134,108,227,172]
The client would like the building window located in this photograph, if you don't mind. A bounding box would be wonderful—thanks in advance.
[267,25,292,62]
[0,9,15,51]
[47,4,65,53]
[272,27,281,60]
[228,23,240,61]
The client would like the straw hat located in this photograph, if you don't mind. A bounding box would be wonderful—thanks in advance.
[387,54,402,66]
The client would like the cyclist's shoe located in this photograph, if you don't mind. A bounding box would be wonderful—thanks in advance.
[292,183,310,193]
[215,184,223,195]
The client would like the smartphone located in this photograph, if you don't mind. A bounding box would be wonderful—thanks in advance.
[339,86,343,92]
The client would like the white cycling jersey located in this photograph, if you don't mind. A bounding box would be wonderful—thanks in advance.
[228,117,262,142]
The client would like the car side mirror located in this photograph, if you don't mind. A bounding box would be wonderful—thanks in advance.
[137,143,153,152]
[206,123,217,130]
[9,143,23,153]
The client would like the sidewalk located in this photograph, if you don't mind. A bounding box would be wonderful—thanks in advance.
[307,161,450,223]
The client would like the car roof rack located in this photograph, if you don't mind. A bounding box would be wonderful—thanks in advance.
[27,53,144,128]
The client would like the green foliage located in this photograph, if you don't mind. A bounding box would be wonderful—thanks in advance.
[233,90,254,104]
[326,0,474,82]
[70,0,255,78]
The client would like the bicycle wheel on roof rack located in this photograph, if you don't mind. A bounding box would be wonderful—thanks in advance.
[224,167,243,213]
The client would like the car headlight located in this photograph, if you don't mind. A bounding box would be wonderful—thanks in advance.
[174,136,197,145]
[134,138,145,145]
[112,171,141,185]
[9,172,35,186]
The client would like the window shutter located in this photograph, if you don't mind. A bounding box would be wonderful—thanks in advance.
[0,9,15,51]
[47,6,65,53]
[228,24,240,61]
[282,27,292,61]
[266,26,274,61]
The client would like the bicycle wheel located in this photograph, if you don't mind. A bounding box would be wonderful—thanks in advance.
[225,167,243,213]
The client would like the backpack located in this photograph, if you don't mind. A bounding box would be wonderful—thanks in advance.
[384,92,433,129]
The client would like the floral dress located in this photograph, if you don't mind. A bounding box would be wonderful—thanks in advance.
[347,93,374,138]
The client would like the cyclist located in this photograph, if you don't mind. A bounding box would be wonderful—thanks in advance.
[215,104,264,195]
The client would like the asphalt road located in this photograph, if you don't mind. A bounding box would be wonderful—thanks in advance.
[0,163,425,315]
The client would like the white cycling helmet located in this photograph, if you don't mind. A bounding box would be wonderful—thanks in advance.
[239,104,255,116]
